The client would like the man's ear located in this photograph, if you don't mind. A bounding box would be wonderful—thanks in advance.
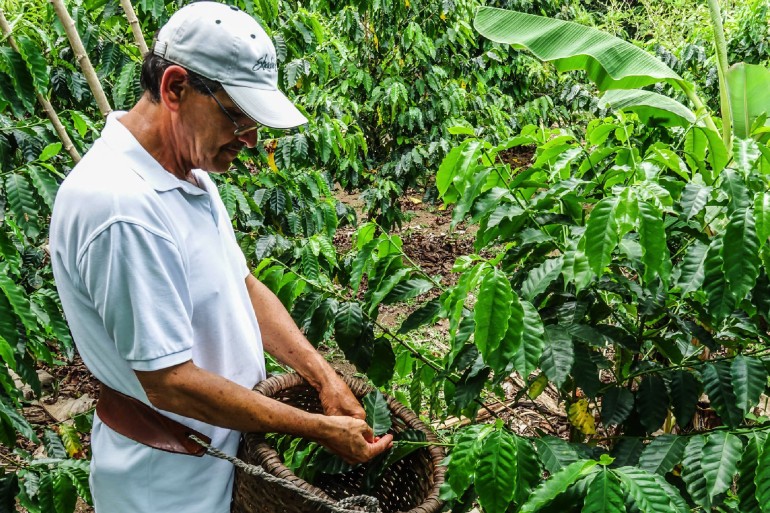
[159,65,189,112]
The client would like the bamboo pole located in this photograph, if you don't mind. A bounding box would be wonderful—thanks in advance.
[0,8,81,163]
[119,0,149,56]
[49,0,112,118]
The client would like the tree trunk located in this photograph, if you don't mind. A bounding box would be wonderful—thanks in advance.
[120,0,149,56]
[0,8,81,163]
[49,0,112,118]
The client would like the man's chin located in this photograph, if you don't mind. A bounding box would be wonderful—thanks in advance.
[204,155,237,173]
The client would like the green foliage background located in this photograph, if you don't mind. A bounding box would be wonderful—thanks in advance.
[1,0,770,511]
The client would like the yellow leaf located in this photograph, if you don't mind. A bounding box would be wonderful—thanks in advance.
[58,424,85,459]
[408,196,422,205]
[405,0,410,7]
[377,106,383,126]
[528,374,548,400]
[568,399,596,435]
[266,139,278,172]
[440,13,447,20]
[373,33,379,49]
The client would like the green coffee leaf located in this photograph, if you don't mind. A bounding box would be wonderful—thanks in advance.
[534,436,581,475]
[519,459,599,513]
[703,238,735,320]
[636,374,668,433]
[398,297,441,334]
[0,469,19,513]
[615,466,676,513]
[367,337,395,387]
[601,386,634,427]
[540,325,574,388]
[584,197,620,275]
[680,182,711,220]
[0,395,38,444]
[638,201,669,285]
[448,424,489,495]
[306,298,338,345]
[363,390,391,436]
[675,241,708,295]
[43,430,67,459]
[476,429,518,513]
[723,207,760,301]
[703,361,743,428]
[382,278,434,304]
[638,434,686,476]
[731,355,768,416]
[38,143,62,163]
[682,435,711,509]
[513,435,540,504]
[5,173,40,239]
[521,257,563,300]
[27,166,59,211]
[668,369,701,427]
[701,431,743,503]
[735,432,765,513]
[474,268,513,362]
[582,467,624,513]
[0,264,38,333]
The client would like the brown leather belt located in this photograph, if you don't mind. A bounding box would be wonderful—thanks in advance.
[96,384,211,456]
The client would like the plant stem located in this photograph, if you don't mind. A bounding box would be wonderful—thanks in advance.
[680,82,721,138]
[395,440,455,448]
[0,450,26,470]
[616,345,770,385]
[706,0,733,150]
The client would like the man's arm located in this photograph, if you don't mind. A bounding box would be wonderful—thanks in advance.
[244,274,365,419]
[135,360,391,463]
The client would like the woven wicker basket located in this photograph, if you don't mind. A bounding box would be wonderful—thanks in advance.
[230,373,445,513]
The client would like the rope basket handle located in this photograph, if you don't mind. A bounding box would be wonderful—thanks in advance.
[190,434,382,513]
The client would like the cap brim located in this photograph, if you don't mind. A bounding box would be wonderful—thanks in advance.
[223,84,308,130]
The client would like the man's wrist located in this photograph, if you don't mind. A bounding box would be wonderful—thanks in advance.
[302,357,342,392]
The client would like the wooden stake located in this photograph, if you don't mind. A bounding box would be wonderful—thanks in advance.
[49,0,112,118]
[0,8,81,163]
[119,0,149,56]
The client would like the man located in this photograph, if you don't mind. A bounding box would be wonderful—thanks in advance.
[49,3,392,512]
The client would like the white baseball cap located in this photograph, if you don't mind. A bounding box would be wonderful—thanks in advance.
[153,1,307,129]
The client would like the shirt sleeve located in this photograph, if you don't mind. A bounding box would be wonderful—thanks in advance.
[77,220,194,371]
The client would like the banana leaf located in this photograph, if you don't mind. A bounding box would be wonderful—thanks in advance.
[727,62,770,139]
[474,7,684,92]
[600,89,696,127]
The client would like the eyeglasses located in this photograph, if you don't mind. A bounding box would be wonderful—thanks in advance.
[200,82,259,137]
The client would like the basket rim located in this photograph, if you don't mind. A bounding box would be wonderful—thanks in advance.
[240,372,446,513]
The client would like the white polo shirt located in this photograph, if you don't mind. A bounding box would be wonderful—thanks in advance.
[50,112,266,513]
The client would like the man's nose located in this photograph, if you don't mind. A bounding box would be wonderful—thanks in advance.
[238,130,259,148]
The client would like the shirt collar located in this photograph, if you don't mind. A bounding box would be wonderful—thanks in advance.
[100,111,208,197]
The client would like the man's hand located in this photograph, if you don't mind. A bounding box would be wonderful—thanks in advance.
[318,375,366,420]
[319,416,394,465]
